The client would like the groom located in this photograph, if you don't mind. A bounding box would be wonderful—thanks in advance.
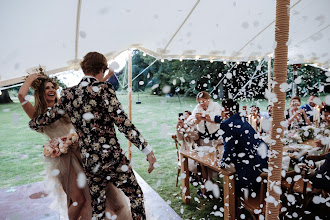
[29,52,156,219]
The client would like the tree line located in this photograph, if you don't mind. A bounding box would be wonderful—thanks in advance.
[113,49,328,99]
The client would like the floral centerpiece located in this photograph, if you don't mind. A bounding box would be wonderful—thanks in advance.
[43,131,78,158]
[283,130,303,145]
[297,126,316,142]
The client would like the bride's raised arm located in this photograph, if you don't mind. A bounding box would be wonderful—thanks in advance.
[18,73,41,119]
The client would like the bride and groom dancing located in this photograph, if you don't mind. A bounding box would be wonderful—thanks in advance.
[20,51,157,220]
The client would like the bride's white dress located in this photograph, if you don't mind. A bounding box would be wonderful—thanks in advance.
[41,117,131,219]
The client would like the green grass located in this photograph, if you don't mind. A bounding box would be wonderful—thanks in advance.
[0,94,327,219]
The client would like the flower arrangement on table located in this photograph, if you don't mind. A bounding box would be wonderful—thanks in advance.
[283,130,303,145]
[43,132,79,158]
[297,126,316,143]
[283,126,319,145]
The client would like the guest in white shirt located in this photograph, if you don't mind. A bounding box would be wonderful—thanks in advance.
[189,91,222,147]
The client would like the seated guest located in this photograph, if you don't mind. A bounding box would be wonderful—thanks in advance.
[260,104,273,134]
[285,96,311,130]
[315,105,330,154]
[320,104,330,127]
[305,152,330,192]
[248,105,261,133]
[190,92,222,196]
[190,91,222,147]
[214,99,269,194]
[176,110,199,173]
[260,104,273,119]
[300,94,318,122]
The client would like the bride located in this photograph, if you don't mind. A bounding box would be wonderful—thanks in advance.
[18,68,131,219]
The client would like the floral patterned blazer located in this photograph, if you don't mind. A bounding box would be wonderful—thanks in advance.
[29,76,152,168]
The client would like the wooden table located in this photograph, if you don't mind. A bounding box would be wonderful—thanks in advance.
[180,150,236,219]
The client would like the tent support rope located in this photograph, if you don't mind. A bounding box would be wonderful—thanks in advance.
[74,0,82,61]
[210,63,237,95]
[123,59,158,88]
[233,59,265,99]
[230,0,301,60]
[163,0,200,53]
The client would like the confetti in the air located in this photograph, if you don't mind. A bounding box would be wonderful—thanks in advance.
[109,61,120,70]
[51,169,60,177]
[83,112,94,121]
[121,165,129,172]
[77,172,87,188]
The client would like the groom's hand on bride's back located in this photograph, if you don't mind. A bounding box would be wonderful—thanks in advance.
[146,151,157,173]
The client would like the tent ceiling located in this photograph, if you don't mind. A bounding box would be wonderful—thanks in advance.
[0,0,329,87]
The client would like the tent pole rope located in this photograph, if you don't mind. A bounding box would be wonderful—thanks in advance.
[163,0,200,53]
[128,51,132,162]
[230,0,301,60]
[233,59,265,99]
[265,0,290,219]
[293,24,329,46]
[74,0,82,61]
[268,57,272,104]
[210,62,237,95]
[123,59,158,88]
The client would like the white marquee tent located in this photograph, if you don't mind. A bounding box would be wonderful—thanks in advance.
[0,0,329,87]
[0,0,329,219]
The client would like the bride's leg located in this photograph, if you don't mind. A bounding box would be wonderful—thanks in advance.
[106,183,132,220]
[68,170,86,220]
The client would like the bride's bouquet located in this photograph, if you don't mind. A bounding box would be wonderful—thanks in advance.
[43,132,79,158]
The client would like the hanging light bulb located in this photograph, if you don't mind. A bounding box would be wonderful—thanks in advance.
[195,56,200,61]
[210,59,214,63]
[143,52,146,56]
[247,61,251,64]
[223,61,227,64]
[161,59,164,63]
[179,57,183,62]
[236,61,240,64]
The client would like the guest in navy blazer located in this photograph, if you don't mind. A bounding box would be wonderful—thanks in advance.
[300,94,318,122]
[214,99,269,193]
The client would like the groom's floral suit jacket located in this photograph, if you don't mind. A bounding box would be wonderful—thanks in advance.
[29,76,152,176]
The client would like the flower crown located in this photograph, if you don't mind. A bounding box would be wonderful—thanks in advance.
[26,66,58,90]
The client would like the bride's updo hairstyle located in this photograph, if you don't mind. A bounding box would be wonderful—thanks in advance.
[80,52,108,76]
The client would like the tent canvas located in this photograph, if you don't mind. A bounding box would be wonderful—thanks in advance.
[0,0,329,87]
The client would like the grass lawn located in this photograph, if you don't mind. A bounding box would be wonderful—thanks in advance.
[0,93,325,219]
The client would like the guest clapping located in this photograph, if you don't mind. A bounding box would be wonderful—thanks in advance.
[285,96,311,130]
[248,105,261,133]
[191,91,222,146]
[176,110,199,149]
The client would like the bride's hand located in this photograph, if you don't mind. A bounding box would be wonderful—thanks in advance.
[26,73,43,82]
[146,151,157,173]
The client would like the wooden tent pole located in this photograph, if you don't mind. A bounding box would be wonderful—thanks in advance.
[128,51,132,162]
[265,0,290,219]
[268,57,272,101]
